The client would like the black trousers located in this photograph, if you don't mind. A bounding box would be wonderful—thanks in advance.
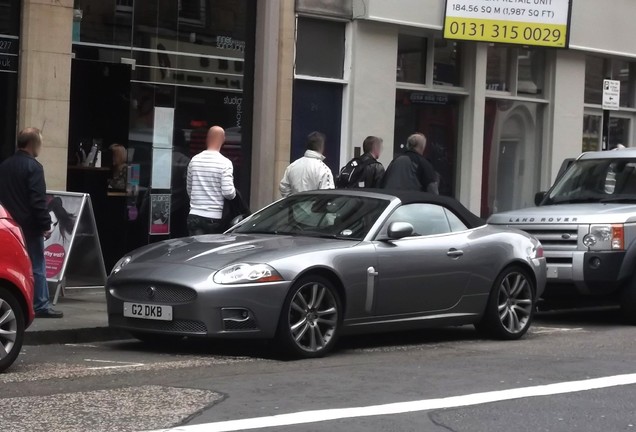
[187,214,224,236]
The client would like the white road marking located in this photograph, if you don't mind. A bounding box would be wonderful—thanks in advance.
[65,343,99,348]
[532,326,586,334]
[83,359,145,370]
[150,373,636,432]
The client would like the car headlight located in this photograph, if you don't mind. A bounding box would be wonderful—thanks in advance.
[582,225,624,251]
[111,256,132,275]
[213,263,283,284]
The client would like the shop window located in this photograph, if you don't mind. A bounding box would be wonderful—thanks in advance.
[394,90,460,197]
[0,0,19,164]
[486,44,510,92]
[295,18,345,79]
[433,39,461,87]
[482,100,544,217]
[517,48,545,96]
[611,60,632,108]
[609,117,630,149]
[68,0,256,265]
[584,56,605,105]
[582,114,601,152]
[115,0,134,13]
[0,0,20,35]
[397,35,427,84]
[178,0,206,27]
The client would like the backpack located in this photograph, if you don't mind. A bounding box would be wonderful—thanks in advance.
[336,156,376,188]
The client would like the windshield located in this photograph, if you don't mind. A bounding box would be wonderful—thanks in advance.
[546,158,636,205]
[232,194,391,240]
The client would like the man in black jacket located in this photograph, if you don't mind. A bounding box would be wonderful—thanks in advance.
[0,128,63,318]
[336,136,385,188]
[381,133,439,194]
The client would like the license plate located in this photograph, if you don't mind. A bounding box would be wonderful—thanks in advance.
[123,302,173,321]
[546,266,559,279]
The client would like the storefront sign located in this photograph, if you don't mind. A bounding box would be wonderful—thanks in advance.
[0,36,19,55]
[443,0,572,48]
[409,93,449,105]
[602,79,620,111]
[149,194,171,235]
[0,54,18,73]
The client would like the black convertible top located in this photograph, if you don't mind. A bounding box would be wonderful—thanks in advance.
[298,189,486,229]
[364,189,486,229]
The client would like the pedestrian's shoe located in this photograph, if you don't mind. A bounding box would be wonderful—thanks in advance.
[35,309,64,319]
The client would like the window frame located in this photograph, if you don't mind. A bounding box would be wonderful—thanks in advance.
[395,31,468,95]
[485,44,549,102]
[177,0,207,28]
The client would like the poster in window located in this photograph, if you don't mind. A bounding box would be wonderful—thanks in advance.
[149,194,171,235]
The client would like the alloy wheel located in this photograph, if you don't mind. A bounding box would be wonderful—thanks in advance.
[288,282,339,353]
[497,272,533,334]
[0,297,18,360]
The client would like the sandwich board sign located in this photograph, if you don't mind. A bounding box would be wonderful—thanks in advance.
[45,191,107,304]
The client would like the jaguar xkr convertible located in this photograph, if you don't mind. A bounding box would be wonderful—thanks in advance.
[106,190,546,358]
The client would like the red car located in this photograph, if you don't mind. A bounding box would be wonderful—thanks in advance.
[0,204,34,372]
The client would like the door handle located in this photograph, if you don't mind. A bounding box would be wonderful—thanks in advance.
[447,248,464,258]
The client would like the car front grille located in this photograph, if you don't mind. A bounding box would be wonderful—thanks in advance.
[109,314,207,334]
[110,284,197,304]
[514,225,579,251]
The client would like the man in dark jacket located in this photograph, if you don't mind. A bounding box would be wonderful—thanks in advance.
[336,136,385,189]
[381,133,439,194]
[0,128,63,318]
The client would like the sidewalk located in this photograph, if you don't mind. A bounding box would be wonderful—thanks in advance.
[25,289,128,345]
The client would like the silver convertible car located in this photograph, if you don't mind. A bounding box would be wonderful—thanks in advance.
[106,190,546,358]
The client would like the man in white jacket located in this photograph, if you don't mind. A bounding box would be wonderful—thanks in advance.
[279,132,335,197]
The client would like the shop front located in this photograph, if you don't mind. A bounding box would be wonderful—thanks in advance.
[68,0,256,269]
[0,0,20,163]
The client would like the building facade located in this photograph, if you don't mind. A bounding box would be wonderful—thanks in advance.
[4,0,636,267]
[292,0,636,217]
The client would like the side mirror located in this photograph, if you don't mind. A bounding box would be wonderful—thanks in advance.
[534,192,547,206]
[387,222,414,240]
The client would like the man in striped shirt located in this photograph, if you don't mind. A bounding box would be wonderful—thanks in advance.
[186,126,236,235]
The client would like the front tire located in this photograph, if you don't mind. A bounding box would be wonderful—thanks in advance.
[476,266,535,340]
[277,276,342,358]
[0,287,25,373]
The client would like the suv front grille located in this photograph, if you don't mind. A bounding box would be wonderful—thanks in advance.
[514,225,579,251]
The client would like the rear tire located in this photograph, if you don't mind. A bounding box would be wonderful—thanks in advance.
[476,265,535,340]
[0,286,25,373]
[276,276,342,359]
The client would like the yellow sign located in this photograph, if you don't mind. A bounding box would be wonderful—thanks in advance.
[444,0,572,48]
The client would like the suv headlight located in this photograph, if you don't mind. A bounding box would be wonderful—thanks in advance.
[213,263,283,284]
[583,225,624,251]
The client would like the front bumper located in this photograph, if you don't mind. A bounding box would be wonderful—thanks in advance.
[545,251,626,295]
[106,263,291,339]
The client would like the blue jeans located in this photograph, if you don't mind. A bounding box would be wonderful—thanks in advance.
[24,234,52,313]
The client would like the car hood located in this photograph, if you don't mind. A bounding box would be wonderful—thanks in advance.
[127,234,354,270]
[488,203,636,225]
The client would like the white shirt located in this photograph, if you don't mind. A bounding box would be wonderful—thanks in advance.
[187,150,236,219]
[279,150,335,198]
